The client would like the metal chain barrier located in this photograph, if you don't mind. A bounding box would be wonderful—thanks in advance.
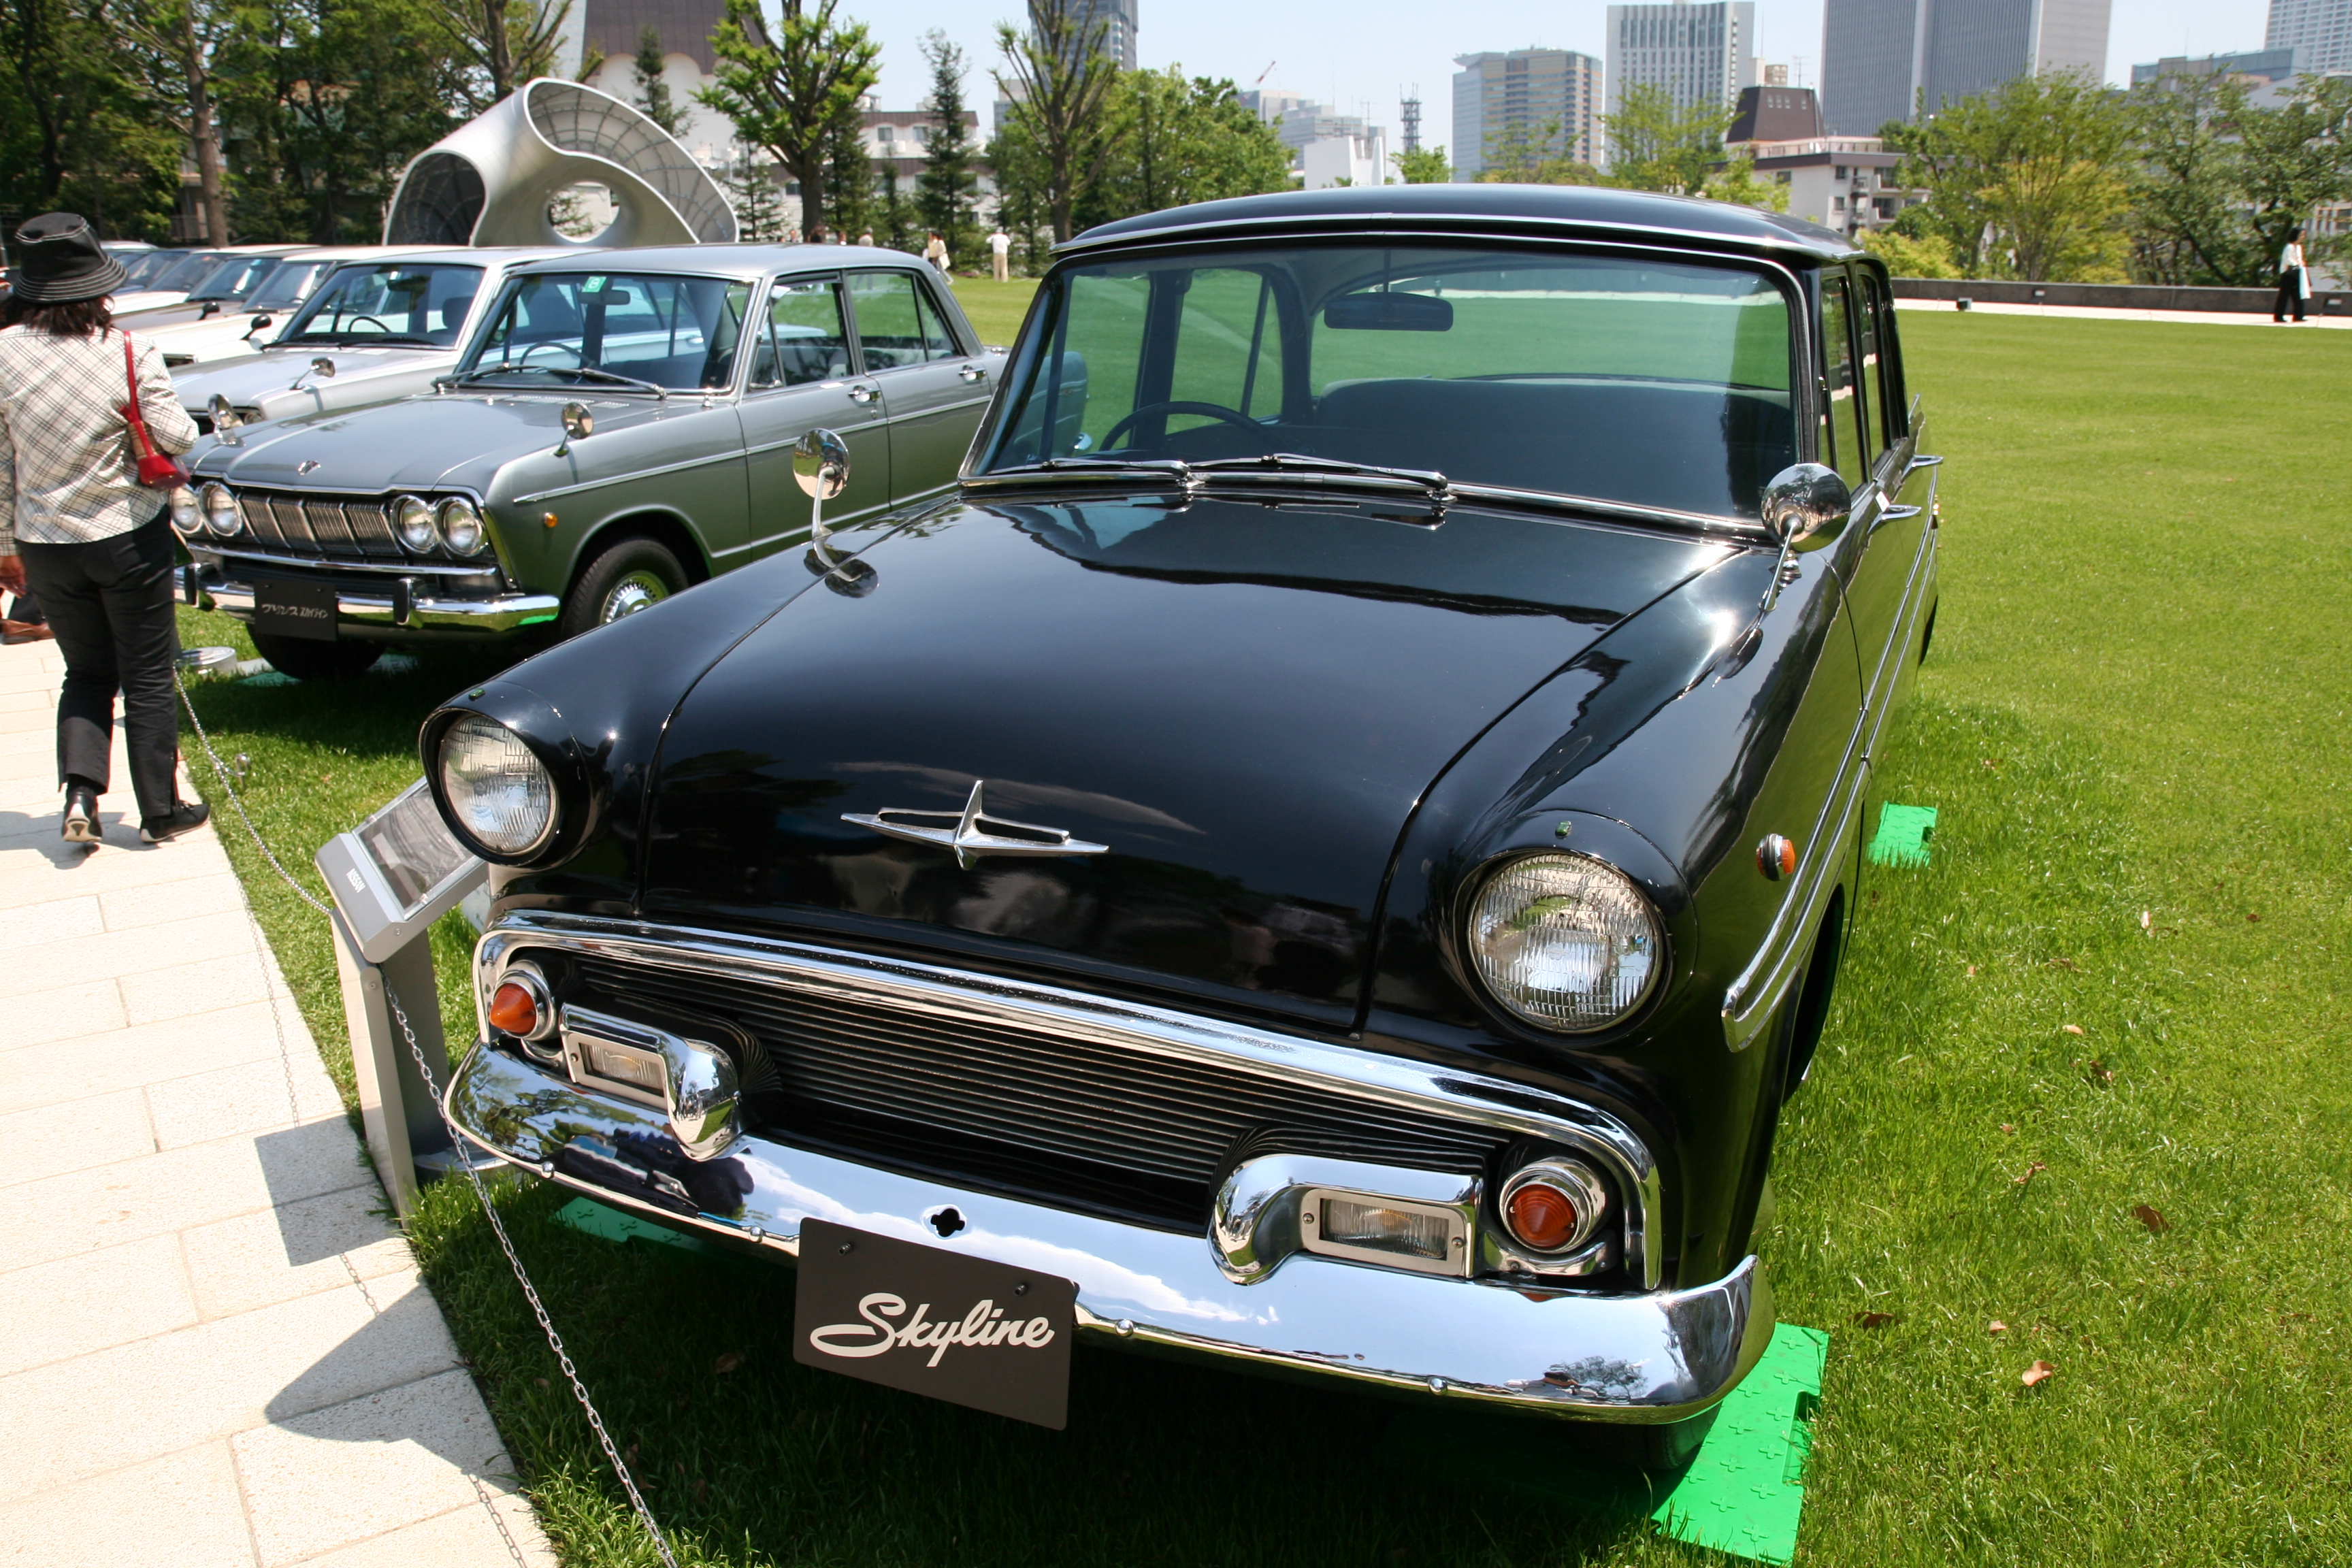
[173,671,681,1568]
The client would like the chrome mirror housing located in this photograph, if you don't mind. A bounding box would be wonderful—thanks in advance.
[792,427,850,500]
[207,393,243,447]
[1759,463,1850,553]
[554,401,593,457]
[289,355,336,392]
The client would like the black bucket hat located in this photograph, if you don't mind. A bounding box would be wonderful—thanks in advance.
[9,212,128,304]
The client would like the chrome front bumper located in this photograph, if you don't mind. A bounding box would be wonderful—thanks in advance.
[444,1041,1774,1422]
[204,579,560,636]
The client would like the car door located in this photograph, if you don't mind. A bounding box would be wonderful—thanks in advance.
[845,269,994,505]
[736,272,893,561]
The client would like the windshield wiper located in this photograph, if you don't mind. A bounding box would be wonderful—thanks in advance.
[454,362,668,399]
[971,456,1195,483]
[1189,452,1452,503]
[564,365,670,399]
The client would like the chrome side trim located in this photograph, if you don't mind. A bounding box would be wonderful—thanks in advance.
[442,1040,1770,1420]
[207,580,561,634]
[472,910,1667,1288]
[200,547,502,580]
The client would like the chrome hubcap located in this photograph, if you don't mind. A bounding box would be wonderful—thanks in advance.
[602,570,670,622]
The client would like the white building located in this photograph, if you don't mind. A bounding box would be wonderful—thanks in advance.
[1605,0,1759,135]
[1451,48,1603,178]
[1299,130,1390,189]
[2267,0,2352,75]
[1241,89,1390,188]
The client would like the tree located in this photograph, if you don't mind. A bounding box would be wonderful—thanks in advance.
[983,114,1056,272]
[2229,75,2352,281]
[1603,83,1731,195]
[431,0,573,110]
[631,24,683,136]
[0,0,183,238]
[872,157,916,250]
[1701,154,1789,212]
[915,29,979,263]
[2125,70,2352,286]
[721,142,787,239]
[823,108,875,240]
[699,0,879,238]
[111,0,238,242]
[992,0,1122,242]
[1858,225,1959,278]
[1084,67,1290,224]
[1477,115,1598,184]
[1390,144,1450,183]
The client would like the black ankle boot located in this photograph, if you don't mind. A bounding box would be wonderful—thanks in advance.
[61,784,100,844]
[141,800,211,844]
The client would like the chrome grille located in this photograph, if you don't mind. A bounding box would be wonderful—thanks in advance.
[570,953,1503,1230]
[229,491,410,561]
[341,501,400,558]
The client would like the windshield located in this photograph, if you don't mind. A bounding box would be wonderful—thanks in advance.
[246,261,332,312]
[145,250,231,293]
[279,262,485,346]
[120,250,186,287]
[186,255,284,302]
[981,244,1797,519]
[459,272,753,392]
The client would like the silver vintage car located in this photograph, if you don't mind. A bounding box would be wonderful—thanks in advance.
[180,244,1002,679]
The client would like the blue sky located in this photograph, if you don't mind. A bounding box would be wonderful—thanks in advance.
[858,0,2276,143]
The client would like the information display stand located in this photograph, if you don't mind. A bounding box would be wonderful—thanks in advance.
[316,779,489,1216]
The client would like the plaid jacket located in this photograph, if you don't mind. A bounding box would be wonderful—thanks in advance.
[0,325,197,553]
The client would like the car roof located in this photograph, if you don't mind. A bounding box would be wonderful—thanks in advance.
[1060,184,1863,266]
[504,243,934,280]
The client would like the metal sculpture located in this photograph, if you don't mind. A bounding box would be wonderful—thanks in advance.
[384,78,736,248]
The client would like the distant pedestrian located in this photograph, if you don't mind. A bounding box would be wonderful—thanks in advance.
[924,231,949,274]
[989,227,1011,282]
[0,213,208,846]
[856,229,874,247]
[2274,227,2309,323]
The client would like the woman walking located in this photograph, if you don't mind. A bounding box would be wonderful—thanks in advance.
[0,213,208,845]
[2274,227,2310,323]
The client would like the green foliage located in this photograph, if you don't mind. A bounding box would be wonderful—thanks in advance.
[1390,144,1451,184]
[1858,225,1961,278]
[1602,82,1731,195]
[871,159,917,252]
[1701,152,1790,212]
[2129,69,2352,286]
[1475,115,1598,186]
[630,24,683,137]
[990,0,1122,242]
[1884,70,2130,281]
[0,0,183,238]
[698,0,879,237]
[821,108,875,243]
[426,0,574,111]
[1083,67,1292,225]
[720,144,787,241]
[914,29,979,266]
[982,116,1057,274]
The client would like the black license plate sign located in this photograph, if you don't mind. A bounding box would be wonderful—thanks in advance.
[252,578,339,641]
[793,1219,1077,1429]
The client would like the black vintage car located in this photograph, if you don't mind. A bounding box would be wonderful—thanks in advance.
[429,186,1939,1456]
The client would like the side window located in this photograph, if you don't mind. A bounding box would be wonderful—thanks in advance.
[1166,268,1284,431]
[749,276,849,391]
[1867,274,1906,445]
[912,284,963,361]
[1819,274,1866,489]
[849,271,928,372]
[1849,267,1882,470]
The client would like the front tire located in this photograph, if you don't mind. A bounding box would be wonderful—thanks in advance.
[249,631,382,681]
[560,537,688,640]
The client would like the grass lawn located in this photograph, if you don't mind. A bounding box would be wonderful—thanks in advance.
[948,276,1040,347]
[173,308,2349,1566]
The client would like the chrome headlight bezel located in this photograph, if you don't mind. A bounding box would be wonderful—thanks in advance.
[436,711,559,861]
[1463,850,1665,1035]
[394,494,439,553]
[167,485,201,532]
[200,482,240,537]
[438,496,487,556]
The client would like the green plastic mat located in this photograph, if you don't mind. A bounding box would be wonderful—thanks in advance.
[1379,1323,1827,1565]
[1866,802,1939,868]
[552,1196,734,1260]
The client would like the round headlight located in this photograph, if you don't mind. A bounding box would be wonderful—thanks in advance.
[168,485,200,532]
[395,495,438,553]
[438,713,556,857]
[1466,853,1662,1032]
[201,483,241,537]
[438,497,486,555]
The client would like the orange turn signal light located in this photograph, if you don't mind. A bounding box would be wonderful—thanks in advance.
[1505,1182,1582,1252]
[489,980,542,1036]
[1757,833,1797,880]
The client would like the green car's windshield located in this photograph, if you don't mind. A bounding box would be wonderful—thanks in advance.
[980,244,1797,519]
[460,272,754,392]
[279,263,485,346]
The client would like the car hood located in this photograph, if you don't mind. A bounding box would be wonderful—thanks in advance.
[172,346,455,406]
[638,494,1730,1022]
[192,391,656,490]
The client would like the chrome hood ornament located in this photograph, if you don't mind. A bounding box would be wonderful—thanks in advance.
[843,781,1110,869]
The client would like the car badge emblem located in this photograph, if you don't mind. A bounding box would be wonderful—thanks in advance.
[296,460,320,474]
[843,781,1109,870]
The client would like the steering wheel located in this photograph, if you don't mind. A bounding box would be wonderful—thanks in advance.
[1098,399,1262,450]
[340,315,392,334]
[519,340,585,368]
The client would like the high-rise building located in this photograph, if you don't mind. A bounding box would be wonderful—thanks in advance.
[2132,48,2303,108]
[1820,0,2113,137]
[1038,0,1138,71]
[2267,0,2352,76]
[1603,1,1759,131]
[1450,48,1603,178]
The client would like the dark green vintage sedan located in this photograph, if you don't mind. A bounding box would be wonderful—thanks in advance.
[179,244,1001,679]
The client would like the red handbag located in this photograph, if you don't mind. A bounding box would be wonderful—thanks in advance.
[120,334,189,491]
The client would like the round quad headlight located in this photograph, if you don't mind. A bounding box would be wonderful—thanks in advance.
[438,713,556,858]
[1466,852,1662,1032]
[201,483,241,537]
[167,485,201,532]
[395,495,438,553]
[438,496,487,555]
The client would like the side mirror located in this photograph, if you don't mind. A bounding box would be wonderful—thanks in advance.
[796,427,872,593]
[554,401,593,457]
[208,393,243,447]
[245,314,273,336]
[310,355,337,380]
[1759,463,1850,553]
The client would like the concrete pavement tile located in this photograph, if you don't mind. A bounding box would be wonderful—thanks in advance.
[0,1116,368,1271]
[0,703,50,735]
[120,949,275,1026]
[8,912,259,988]
[0,838,246,903]
[0,1003,289,1114]
[0,977,123,1049]
[0,1441,256,1568]
[0,892,102,948]
[182,1186,414,1320]
[0,1271,460,1499]
[233,1369,512,1567]
[101,869,249,930]
[146,1057,343,1150]
[0,1088,153,1188]
[0,1233,198,1375]
[273,1488,553,1568]
[0,685,48,712]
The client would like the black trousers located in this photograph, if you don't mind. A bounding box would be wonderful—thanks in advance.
[2274,270,2307,321]
[18,519,182,819]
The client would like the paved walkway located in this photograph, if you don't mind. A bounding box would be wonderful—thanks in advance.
[0,636,553,1567]
[1896,297,2352,329]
